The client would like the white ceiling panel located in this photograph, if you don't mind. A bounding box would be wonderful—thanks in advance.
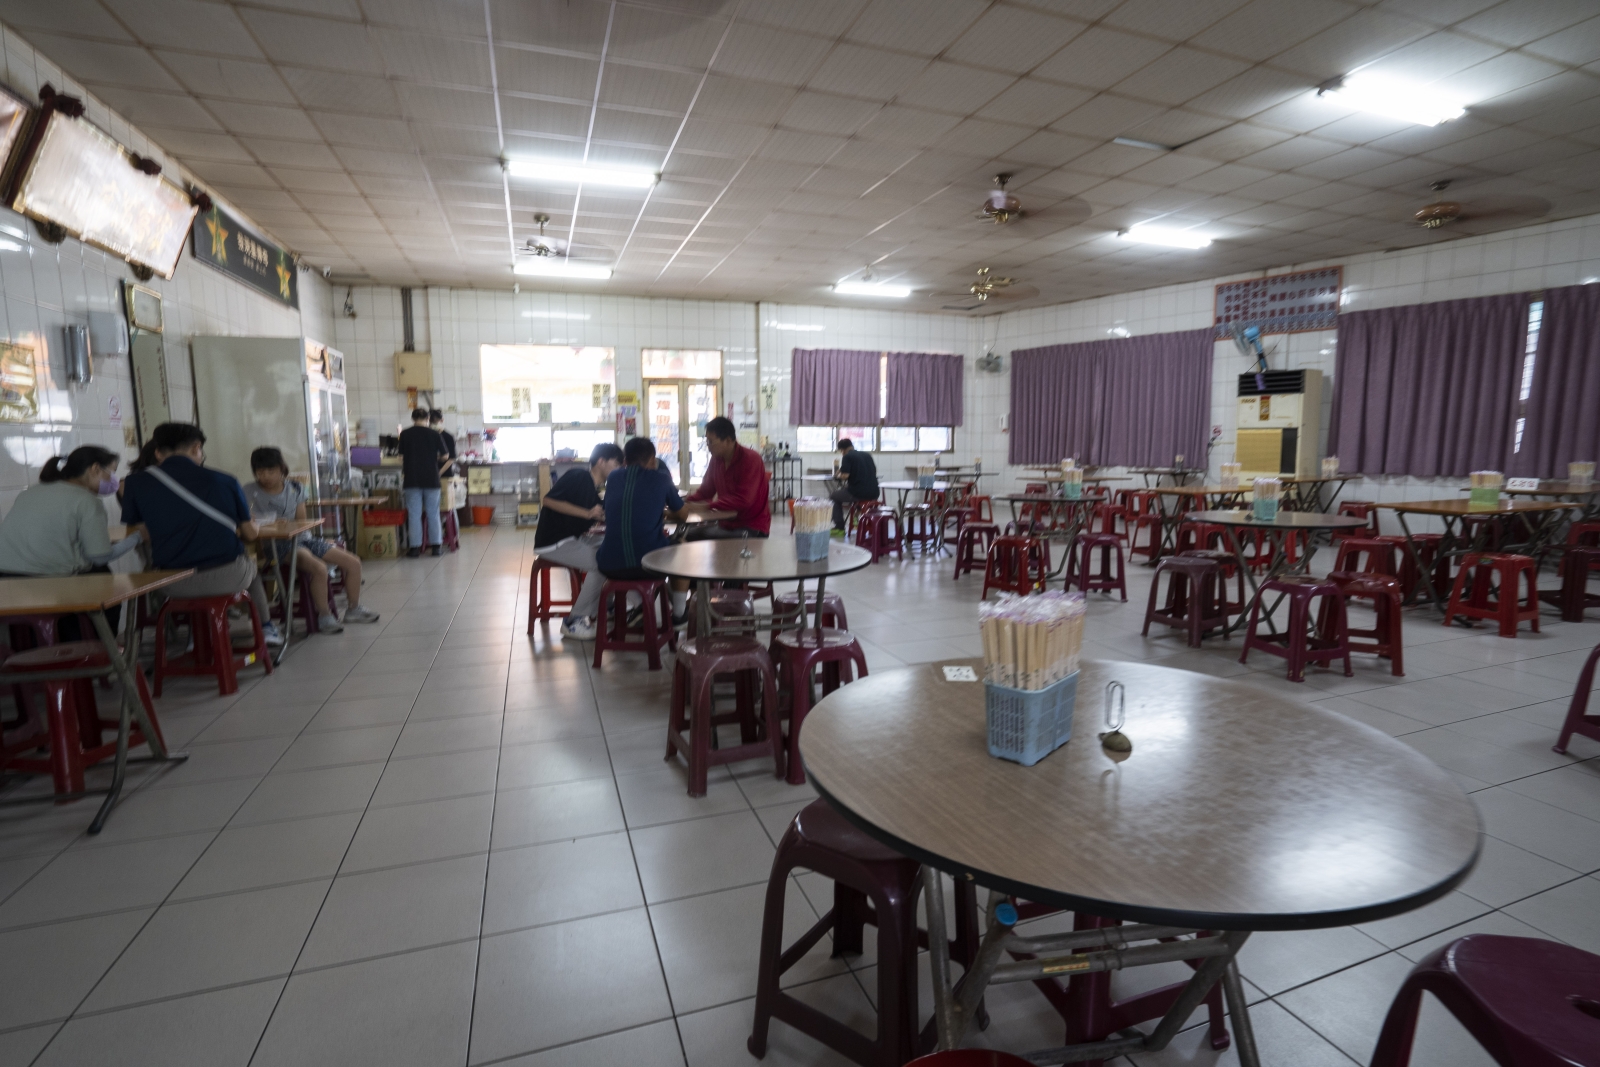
[1032,28,1172,91]
[95,87,222,130]
[210,100,324,140]
[280,70,401,117]
[712,23,832,87]
[845,0,988,57]
[237,9,386,75]
[160,54,296,103]
[1102,0,1252,41]
[779,91,883,136]
[944,5,1088,73]
[897,62,1015,115]
[26,33,180,90]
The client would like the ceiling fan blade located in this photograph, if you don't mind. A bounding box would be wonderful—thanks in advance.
[984,284,1040,301]
[941,302,987,311]
[1461,195,1552,221]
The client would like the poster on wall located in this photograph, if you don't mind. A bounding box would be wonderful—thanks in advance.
[1213,267,1341,339]
[0,341,38,422]
[191,205,299,309]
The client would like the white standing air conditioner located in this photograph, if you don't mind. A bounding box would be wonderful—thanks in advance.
[1235,369,1322,480]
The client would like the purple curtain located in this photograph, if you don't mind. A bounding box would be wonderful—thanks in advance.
[1327,294,1527,477]
[1510,284,1600,477]
[1008,328,1213,466]
[885,351,963,425]
[789,349,880,425]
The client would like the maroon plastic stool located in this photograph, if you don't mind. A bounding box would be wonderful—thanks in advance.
[855,508,903,563]
[1175,549,1246,617]
[1324,570,1405,676]
[1376,533,1448,601]
[666,636,784,797]
[1173,520,1230,555]
[1569,520,1600,547]
[153,592,273,696]
[1330,537,1398,576]
[1239,575,1353,683]
[901,503,941,555]
[771,590,848,630]
[1,641,164,796]
[1142,556,1228,648]
[773,628,868,785]
[1553,640,1600,754]
[1125,492,1164,562]
[1543,546,1600,622]
[592,579,675,670]
[844,499,877,539]
[527,557,583,632]
[951,522,998,580]
[1443,553,1540,637]
[1370,934,1600,1067]
[1333,500,1380,540]
[981,536,1047,599]
[685,589,755,638]
[1066,531,1127,600]
[750,800,982,1067]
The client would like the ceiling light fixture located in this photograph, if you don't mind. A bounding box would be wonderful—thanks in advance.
[834,280,911,298]
[1117,226,1212,250]
[505,160,658,188]
[513,258,612,280]
[1112,136,1176,152]
[1317,75,1465,127]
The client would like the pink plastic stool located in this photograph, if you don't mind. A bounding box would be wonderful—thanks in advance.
[592,579,675,670]
[666,636,784,797]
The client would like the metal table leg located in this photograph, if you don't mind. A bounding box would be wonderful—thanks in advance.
[273,539,302,665]
[88,603,187,833]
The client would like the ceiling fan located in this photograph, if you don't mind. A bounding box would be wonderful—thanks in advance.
[1409,180,1551,234]
[522,213,568,257]
[939,267,1040,312]
[975,173,1092,229]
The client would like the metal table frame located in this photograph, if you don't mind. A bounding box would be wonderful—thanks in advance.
[0,582,190,833]
[1001,496,1098,582]
[257,518,323,665]
[1382,502,1576,612]
[1192,512,1372,636]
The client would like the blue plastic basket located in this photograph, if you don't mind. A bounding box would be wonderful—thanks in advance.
[985,671,1079,766]
[1252,497,1278,522]
[795,529,830,561]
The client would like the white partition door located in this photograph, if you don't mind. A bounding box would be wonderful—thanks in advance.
[190,336,309,485]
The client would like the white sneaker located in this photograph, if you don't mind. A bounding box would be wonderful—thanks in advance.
[561,617,597,641]
[317,613,345,633]
[343,605,380,624]
[261,622,285,647]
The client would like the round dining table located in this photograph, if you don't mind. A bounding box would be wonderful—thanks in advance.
[641,538,872,637]
[1188,509,1371,634]
[800,657,1481,1065]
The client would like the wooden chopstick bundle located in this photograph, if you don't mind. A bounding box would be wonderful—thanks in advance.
[793,497,832,533]
[978,592,1086,691]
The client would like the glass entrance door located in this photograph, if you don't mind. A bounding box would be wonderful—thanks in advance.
[645,379,720,488]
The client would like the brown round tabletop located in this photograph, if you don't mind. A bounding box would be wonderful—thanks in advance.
[641,538,872,582]
[1188,509,1372,530]
[800,658,1480,931]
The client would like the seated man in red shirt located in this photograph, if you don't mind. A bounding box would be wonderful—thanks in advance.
[684,416,771,540]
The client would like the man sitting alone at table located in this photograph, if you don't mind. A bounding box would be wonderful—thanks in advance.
[830,437,879,531]
[119,421,282,645]
[534,442,624,643]
[596,436,692,626]
[684,416,770,540]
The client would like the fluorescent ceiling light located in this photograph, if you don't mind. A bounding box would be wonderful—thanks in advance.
[505,160,657,188]
[834,281,911,298]
[1118,226,1212,250]
[1318,76,1465,127]
[1112,136,1175,151]
[513,258,612,280]
[522,310,591,320]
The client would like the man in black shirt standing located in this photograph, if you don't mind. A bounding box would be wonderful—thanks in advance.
[399,407,449,557]
[830,438,879,531]
[534,442,624,641]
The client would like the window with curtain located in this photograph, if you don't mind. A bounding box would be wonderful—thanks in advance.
[1326,294,1529,477]
[1008,329,1213,466]
[1509,283,1600,477]
[790,348,964,431]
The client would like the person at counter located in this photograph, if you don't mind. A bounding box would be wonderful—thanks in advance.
[119,422,282,646]
[684,417,770,540]
[830,437,879,531]
[534,442,623,642]
[399,407,450,557]
[596,436,691,624]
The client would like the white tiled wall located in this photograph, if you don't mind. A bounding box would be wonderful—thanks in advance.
[0,22,333,519]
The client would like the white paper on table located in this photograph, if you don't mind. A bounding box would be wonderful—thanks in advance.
[942,665,979,682]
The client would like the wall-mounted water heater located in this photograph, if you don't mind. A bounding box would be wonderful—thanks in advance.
[1235,369,1321,479]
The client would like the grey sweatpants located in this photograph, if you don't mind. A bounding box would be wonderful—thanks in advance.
[536,534,605,620]
[165,554,272,625]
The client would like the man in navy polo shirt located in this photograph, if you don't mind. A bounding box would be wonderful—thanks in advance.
[120,422,282,645]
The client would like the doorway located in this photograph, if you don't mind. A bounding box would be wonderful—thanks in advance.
[645,379,719,488]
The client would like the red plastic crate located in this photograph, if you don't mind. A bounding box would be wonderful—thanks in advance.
[362,509,406,527]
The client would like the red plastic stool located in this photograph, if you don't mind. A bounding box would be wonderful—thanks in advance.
[772,629,867,785]
[981,536,1047,599]
[1126,492,1164,562]
[1239,575,1353,682]
[1543,546,1600,622]
[952,522,998,580]
[1066,532,1127,600]
[685,589,756,638]
[666,636,784,797]
[750,800,981,1067]
[1,641,164,795]
[1334,500,1380,539]
[901,503,941,555]
[1554,640,1600,754]
[844,499,877,539]
[771,590,848,630]
[966,495,994,523]
[1174,520,1230,555]
[153,592,272,696]
[1444,553,1540,637]
[1325,570,1405,676]
[1142,556,1228,648]
[1176,549,1247,617]
[1567,520,1600,548]
[1330,537,1398,576]
[592,579,675,670]
[1092,500,1128,541]
[527,557,583,632]
[1370,934,1600,1067]
[1376,533,1448,601]
[855,508,903,563]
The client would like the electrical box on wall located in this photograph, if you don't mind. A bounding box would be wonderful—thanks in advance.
[1235,369,1322,479]
[395,351,433,390]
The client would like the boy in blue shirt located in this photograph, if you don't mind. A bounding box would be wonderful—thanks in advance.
[597,437,690,622]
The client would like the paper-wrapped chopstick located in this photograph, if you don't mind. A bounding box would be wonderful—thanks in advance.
[978,592,1086,691]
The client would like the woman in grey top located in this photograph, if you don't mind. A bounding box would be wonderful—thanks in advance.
[0,445,140,576]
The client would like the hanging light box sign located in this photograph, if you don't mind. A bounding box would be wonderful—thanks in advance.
[191,205,299,308]
[0,85,32,190]
[1213,267,1342,339]
[11,107,197,279]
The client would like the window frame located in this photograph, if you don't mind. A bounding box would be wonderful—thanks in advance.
[794,424,955,453]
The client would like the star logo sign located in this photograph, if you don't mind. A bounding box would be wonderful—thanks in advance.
[276,254,292,299]
[205,209,228,261]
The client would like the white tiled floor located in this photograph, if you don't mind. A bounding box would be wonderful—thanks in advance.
[1,526,1598,1067]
